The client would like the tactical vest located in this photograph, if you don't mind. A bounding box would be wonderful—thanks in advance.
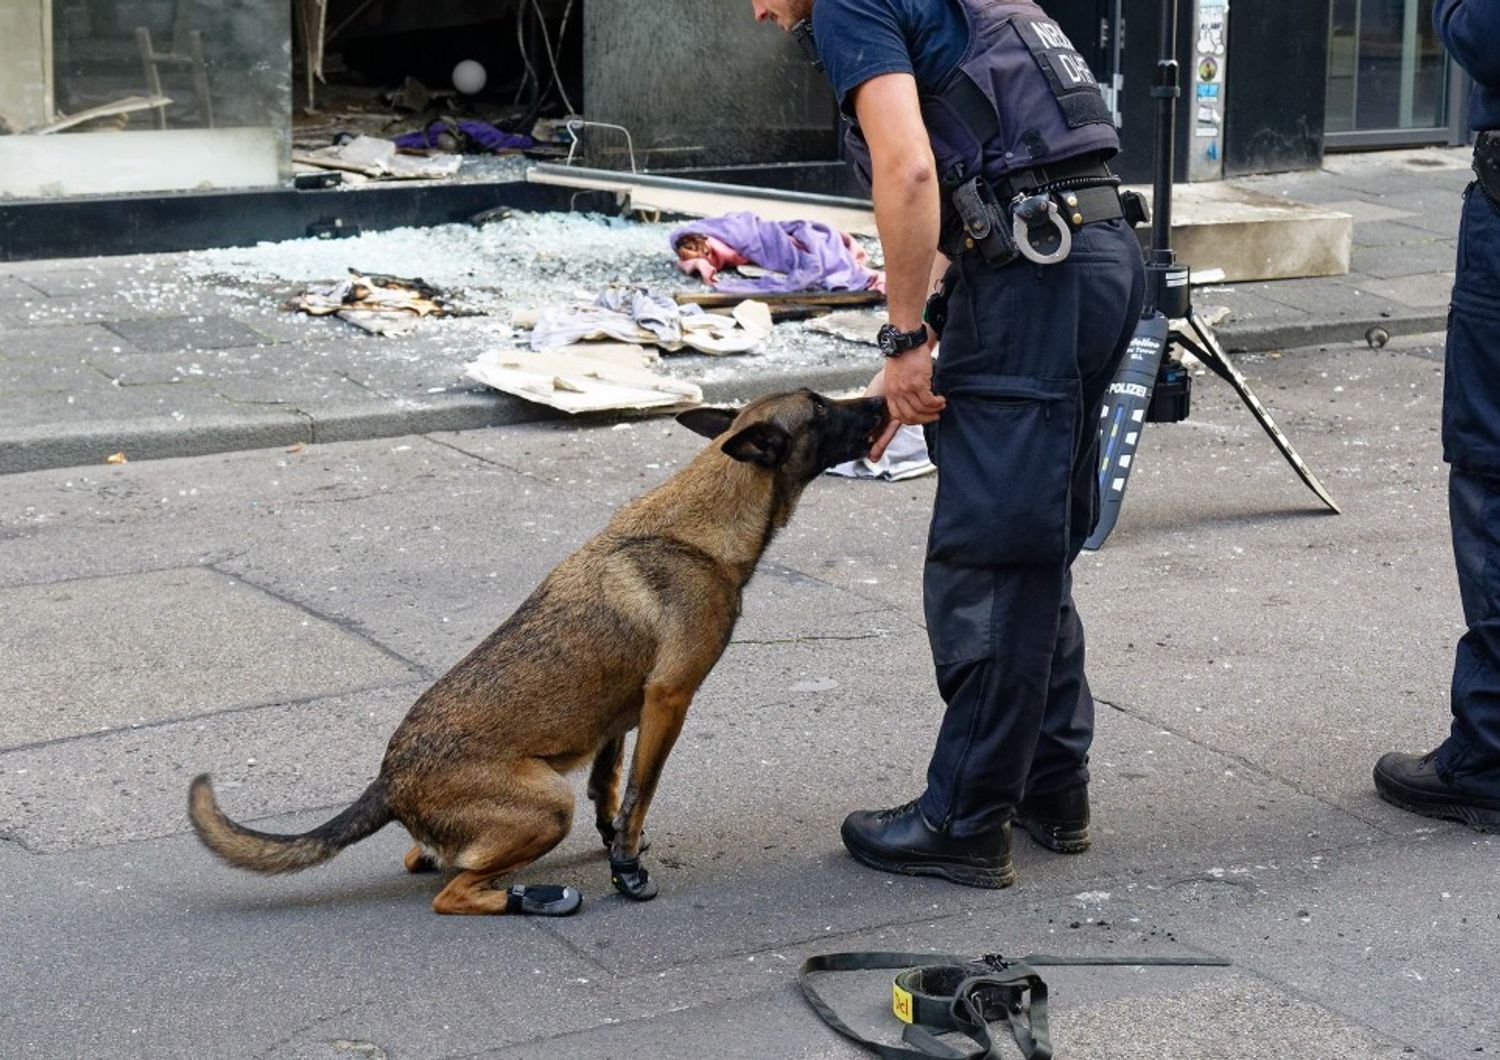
[842,0,1118,229]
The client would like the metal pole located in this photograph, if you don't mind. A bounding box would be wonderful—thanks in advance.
[1149,0,1180,263]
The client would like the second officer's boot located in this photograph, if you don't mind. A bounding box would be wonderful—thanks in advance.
[840,799,1015,888]
[1373,751,1500,831]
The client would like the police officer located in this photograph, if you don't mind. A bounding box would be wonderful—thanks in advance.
[1374,0,1500,831]
[750,0,1145,886]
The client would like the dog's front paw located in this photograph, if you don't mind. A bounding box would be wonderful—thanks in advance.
[609,856,658,901]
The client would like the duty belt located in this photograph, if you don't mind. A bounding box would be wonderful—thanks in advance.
[800,949,1232,1060]
[1475,130,1500,211]
[944,157,1142,267]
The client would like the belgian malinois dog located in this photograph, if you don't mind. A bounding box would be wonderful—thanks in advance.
[189,390,885,915]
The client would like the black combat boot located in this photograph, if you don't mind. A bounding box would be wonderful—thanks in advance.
[1373,751,1500,832]
[840,800,1015,888]
[1016,782,1091,853]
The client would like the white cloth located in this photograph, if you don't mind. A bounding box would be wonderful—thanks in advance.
[827,424,935,481]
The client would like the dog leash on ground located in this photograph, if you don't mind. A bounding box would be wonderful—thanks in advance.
[799,949,1232,1059]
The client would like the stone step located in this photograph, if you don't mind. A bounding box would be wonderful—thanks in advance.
[1127,182,1352,283]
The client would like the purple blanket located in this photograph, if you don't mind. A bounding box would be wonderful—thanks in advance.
[393,120,533,154]
[668,212,880,294]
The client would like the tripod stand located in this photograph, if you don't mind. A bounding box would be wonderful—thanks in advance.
[1083,0,1340,550]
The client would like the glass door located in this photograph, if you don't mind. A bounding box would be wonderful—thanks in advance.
[1325,0,1464,147]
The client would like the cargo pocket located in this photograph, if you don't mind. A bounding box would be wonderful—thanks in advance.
[1443,287,1500,474]
[928,375,1078,567]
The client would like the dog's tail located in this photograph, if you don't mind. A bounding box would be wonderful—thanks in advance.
[188,774,393,875]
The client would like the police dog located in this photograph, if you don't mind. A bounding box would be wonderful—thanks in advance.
[188,390,885,915]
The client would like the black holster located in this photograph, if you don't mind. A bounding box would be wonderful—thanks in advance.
[1120,189,1151,228]
[1476,131,1500,211]
[924,261,957,340]
[948,175,1019,266]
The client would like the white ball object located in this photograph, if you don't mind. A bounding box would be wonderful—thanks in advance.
[452,60,487,95]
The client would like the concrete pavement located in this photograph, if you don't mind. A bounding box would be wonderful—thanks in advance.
[0,146,1477,475]
[1,324,1495,1057]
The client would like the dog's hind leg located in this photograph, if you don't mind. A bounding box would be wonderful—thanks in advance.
[430,761,574,916]
[588,736,625,849]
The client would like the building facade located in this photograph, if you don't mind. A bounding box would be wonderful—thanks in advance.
[0,1,1475,205]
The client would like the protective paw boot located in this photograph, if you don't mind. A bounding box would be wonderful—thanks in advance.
[1016,782,1091,853]
[840,799,1015,889]
[503,884,583,916]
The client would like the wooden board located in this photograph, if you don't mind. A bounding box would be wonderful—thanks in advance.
[28,94,173,135]
[674,289,884,309]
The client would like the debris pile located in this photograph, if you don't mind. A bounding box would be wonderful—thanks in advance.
[287,270,479,336]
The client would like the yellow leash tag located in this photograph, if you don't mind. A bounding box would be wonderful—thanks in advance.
[892,981,914,1024]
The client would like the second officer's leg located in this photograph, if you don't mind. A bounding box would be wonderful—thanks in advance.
[1375,185,1500,828]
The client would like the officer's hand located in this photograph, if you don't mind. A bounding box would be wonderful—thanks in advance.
[880,339,945,443]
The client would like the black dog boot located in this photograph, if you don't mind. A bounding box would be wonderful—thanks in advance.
[503,884,583,917]
[610,856,659,900]
[1016,782,1091,853]
[1373,751,1500,832]
[840,800,1015,889]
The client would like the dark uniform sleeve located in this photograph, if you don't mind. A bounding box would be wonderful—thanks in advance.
[812,0,916,114]
[1434,0,1500,85]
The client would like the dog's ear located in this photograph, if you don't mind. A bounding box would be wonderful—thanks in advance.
[721,421,791,470]
[676,406,737,439]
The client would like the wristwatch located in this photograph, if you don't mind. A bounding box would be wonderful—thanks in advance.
[877,322,929,358]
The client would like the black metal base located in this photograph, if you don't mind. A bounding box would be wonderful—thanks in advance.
[1171,306,1341,515]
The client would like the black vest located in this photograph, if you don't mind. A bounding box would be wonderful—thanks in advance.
[841,0,1118,232]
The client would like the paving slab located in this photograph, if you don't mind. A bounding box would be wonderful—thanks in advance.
[1359,271,1459,309]
[0,566,418,746]
[104,314,279,353]
[1352,239,1460,279]
[1319,199,1420,224]
[0,354,113,395]
[0,321,140,357]
[17,266,113,298]
[0,682,429,852]
[1347,218,1452,248]
[0,275,44,302]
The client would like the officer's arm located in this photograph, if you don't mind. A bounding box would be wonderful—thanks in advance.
[1434,0,1500,85]
[850,73,940,336]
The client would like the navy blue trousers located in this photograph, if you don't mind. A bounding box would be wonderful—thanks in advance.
[917,219,1145,837]
[1435,184,1500,796]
